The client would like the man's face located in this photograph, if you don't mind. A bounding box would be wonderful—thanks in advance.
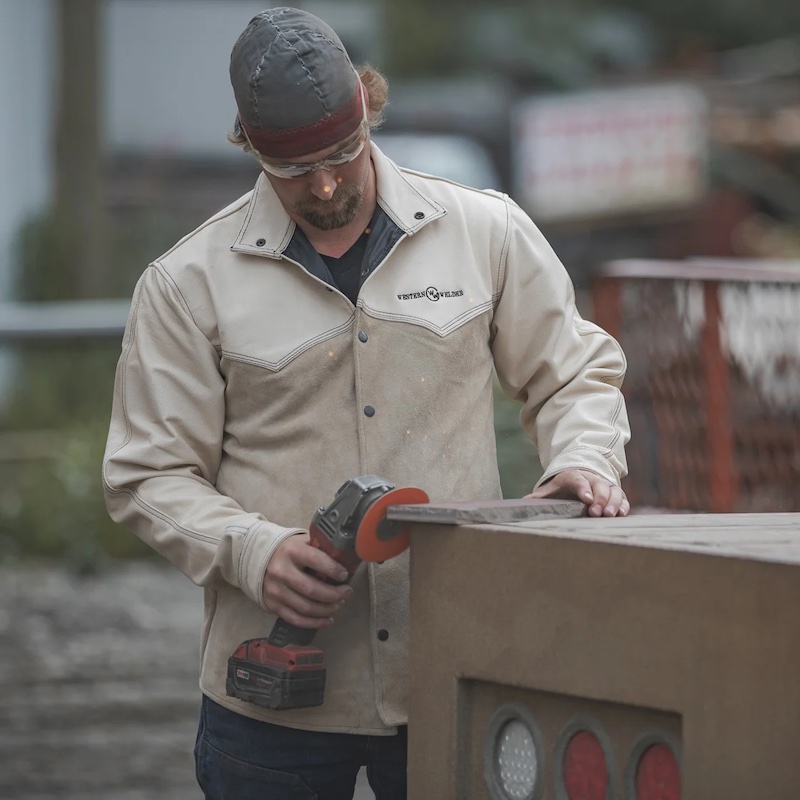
[258,126,372,231]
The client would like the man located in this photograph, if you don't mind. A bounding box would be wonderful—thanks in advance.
[103,7,630,800]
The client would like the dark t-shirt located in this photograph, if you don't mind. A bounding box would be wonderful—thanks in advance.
[321,229,369,306]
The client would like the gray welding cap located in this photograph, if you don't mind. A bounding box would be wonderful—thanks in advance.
[230,7,364,159]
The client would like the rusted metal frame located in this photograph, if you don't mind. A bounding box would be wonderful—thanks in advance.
[701,280,738,512]
[591,275,623,342]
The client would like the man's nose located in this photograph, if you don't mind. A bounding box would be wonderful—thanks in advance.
[309,168,338,201]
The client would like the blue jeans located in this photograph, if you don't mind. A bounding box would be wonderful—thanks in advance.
[194,696,407,800]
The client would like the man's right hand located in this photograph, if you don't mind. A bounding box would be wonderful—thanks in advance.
[261,533,353,629]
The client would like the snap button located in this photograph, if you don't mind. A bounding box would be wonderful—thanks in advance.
[358,331,368,343]
[364,405,375,417]
[377,629,389,641]
[360,268,369,277]
[414,212,425,220]
[255,238,266,247]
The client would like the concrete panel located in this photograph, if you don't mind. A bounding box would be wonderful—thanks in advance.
[406,512,800,799]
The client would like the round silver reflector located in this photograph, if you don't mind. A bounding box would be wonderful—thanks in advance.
[484,704,544,800]
[497,720,537,797]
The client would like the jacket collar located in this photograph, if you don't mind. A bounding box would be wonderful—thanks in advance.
[230,143,447,258]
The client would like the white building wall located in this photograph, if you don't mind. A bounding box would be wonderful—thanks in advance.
[0,0,54,300]
[105,0,383,157]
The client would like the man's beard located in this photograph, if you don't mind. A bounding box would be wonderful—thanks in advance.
[295,184,363,231]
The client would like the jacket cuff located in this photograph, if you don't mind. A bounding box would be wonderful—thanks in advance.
[238,521,305,609]
[536,447,621,490]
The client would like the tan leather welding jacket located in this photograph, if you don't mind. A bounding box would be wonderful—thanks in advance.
[103,144,630,734]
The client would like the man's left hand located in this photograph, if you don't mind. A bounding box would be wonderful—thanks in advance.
[524,468,629,517]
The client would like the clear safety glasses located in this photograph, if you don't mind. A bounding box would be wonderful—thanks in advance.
[241,90,368,179]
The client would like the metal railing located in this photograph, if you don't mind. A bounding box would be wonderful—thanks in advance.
[0,299,130,341]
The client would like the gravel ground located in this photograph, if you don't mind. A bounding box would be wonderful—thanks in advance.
[0,561,374,799]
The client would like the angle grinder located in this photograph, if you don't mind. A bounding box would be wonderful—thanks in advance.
[226,475,428,710]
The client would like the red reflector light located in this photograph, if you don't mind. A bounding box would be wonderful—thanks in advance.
[635,742,680,800]
[563,730,609,800]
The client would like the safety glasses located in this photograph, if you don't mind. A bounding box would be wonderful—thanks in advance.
[241,90,368,179]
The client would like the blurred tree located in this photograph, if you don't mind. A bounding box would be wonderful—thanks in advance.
[383,2,468,76]
[605,0,800,57]
[52,0,107,300]
[493,379,543,498]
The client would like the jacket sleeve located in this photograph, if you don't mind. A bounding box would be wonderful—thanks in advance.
[490,197,630,488]
[102,263,303,607]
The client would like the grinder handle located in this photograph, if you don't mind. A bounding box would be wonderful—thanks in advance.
[267,616,317,647]
[266,523,359,648]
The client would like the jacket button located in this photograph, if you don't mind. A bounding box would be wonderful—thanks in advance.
[414,212,425,220]
[358,331,368,343]
[364,405,375,417]
[377,629,389,641]
[255,238,266,246]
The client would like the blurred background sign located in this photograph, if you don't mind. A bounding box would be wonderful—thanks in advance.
[513,84,709,223]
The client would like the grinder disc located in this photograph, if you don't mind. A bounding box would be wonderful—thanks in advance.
[355,486,429,562]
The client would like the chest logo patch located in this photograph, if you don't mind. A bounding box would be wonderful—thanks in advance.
[397,286,464,301]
